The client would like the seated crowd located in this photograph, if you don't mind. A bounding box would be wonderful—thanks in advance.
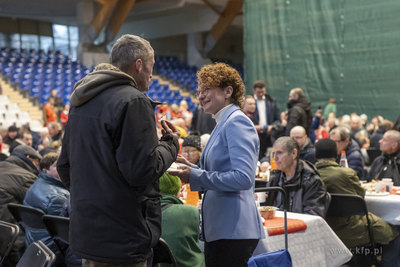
[1,75,400,267]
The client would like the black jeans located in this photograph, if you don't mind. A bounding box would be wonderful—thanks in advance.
[204,239,259,267]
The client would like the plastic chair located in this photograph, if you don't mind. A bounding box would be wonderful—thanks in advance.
[152,238,178,267]
[0,220,20,265]
[367,148,381,165]
[7,203,46,234]
[16,240,55,267]
[42,215,70,256]
[326,194,377,266]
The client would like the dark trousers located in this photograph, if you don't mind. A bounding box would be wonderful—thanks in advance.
[258,132,272,160]
[204,239,259,267]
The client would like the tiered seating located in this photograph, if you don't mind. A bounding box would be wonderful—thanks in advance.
[0,47,94,106]
[154,55,198,93]
[1,49,198,116]
[0,95,33,128]
[153,56,244,113]
[144,78,196,113]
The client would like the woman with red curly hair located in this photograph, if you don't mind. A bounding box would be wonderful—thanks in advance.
[173,63,265,267]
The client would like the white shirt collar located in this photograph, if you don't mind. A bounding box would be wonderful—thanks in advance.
[254,94,265,101]
[212,104,234,125]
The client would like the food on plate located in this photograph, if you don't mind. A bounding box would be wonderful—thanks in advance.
[361,180,375,192]
[256,172,267,180]
[258,206,278,219]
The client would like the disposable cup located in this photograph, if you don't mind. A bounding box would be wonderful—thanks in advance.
[375,182,385,193]
[256,192,266,203]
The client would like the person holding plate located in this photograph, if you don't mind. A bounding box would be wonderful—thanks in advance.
[172,62,265,267]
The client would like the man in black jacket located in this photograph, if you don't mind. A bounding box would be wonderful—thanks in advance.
[57,34,180,267]
[286,88,313,135]
[252,81,281,159]
[259,126,317,171]
[266,137,328,217]
[0,145,41,223]
[370,130,400,186]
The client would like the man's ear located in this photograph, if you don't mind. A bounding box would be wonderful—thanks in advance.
[292,149,298,160]
[135,58,142,73]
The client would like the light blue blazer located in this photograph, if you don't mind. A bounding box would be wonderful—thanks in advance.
[190,105,265,242]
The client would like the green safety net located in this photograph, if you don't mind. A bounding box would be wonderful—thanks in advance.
[243,0,400,121]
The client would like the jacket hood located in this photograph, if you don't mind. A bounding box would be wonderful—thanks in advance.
[271,159,319,188]
[160,193,184,206]
[315,160,339,169]
[5,155,39,175]
[38,171,67,189]
[70,63,138,106]
[288,96,312,111]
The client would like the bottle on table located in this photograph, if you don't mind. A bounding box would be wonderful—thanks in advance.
[185,184,199,207]
[340,151,349,168]
[270,156,277,171]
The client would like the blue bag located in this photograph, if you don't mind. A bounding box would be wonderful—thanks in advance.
[248,249,292,267]
[249,187,293,267]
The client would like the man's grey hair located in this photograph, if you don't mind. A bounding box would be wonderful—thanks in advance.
[111,34,154,73]
[273,136,300,159]
[330,126,350,141]
[291,88,304,97]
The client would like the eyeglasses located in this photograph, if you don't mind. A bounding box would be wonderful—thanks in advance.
[292,136,306,140]
[181,149,198,156]
[195,86,211,99]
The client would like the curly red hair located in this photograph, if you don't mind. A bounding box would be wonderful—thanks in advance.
[196,62,245,108]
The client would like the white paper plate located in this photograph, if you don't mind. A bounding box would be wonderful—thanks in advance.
[167,162,186,172]
[366,191,390,197]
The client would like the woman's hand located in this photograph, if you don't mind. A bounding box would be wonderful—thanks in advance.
[172,165,192,184]
[176,154,191,166]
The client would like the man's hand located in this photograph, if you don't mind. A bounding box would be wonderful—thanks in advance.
[266,125,273,135]
[255,125,264,132]
[315,109,322,118]
[260,162,270,172]
[161,120,180,140]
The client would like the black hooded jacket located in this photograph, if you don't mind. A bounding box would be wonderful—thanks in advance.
[370,149,400,186]
[266,159,328,217]
[287,96,313,135]
[57,64,179,264]
[0,155,38,223]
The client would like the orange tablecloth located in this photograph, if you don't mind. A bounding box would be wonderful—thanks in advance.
[263,217,307,236]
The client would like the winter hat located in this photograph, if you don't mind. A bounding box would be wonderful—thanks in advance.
[314,139,337,159]
[182,131,201,151]
[159,172,182,196]
[13,145,43,160]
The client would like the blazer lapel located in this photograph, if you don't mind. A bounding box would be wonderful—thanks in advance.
[200,105,240,169]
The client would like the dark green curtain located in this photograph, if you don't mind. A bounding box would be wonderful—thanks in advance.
[244,0,400,121]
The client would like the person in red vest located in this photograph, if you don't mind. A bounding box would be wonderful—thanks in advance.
[60,104,69,127]
[42,97,57,126]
